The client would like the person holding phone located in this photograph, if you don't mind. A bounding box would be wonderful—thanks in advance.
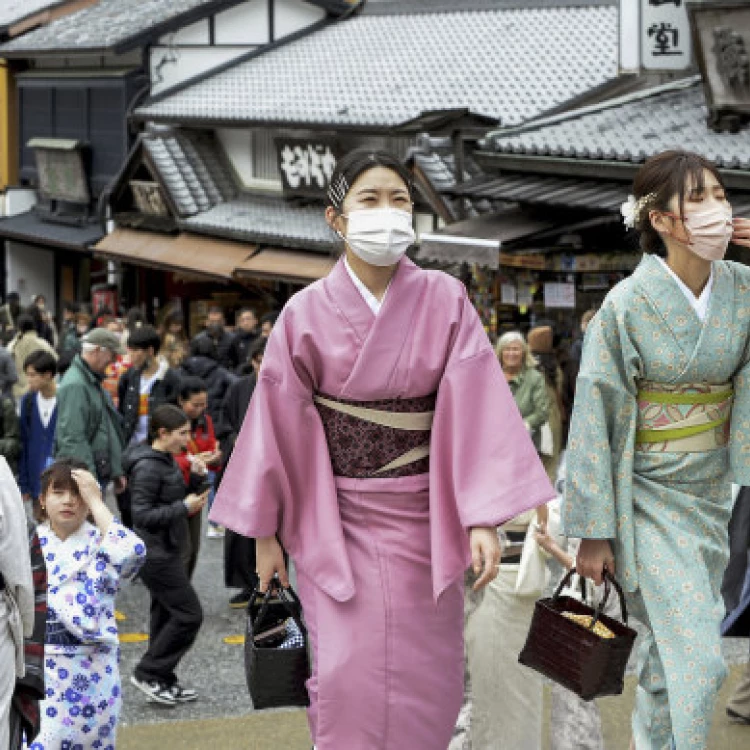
[126,405,208,707]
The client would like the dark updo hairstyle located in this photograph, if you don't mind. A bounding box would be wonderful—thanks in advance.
[148,404,189,444]
[40,457,89,499]
[327,147,414,212]
[632,150,726,257]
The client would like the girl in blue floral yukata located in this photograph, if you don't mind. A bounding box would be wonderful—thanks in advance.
[564,150,750,750]
[29,458,145,750]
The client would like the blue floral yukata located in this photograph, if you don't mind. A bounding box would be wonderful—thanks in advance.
[29,520,145,750]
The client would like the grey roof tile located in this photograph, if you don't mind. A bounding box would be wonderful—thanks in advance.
[488,80,750,170]
[142,129,237,218]
[179,194,335,251]
[410,135,502,219]
[135,126,330,250]
[0,0,246,54]
[138,5,618,128]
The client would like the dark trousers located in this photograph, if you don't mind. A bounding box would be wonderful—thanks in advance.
[135,553,203,685]
[184,509,202,579]
[116,487,133,530]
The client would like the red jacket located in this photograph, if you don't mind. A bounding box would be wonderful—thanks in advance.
[175,414,219,483]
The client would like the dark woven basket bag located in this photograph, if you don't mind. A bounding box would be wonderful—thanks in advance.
[518,568,637,701]
[244,579,311,710]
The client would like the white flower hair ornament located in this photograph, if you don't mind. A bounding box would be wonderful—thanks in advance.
[620,193,656,230]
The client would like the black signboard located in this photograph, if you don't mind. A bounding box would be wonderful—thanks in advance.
[275,137,340,198]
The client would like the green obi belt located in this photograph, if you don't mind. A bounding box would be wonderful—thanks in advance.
[635,382,733,453]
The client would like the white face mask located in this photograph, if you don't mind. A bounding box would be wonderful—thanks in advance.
[339,208,416,267]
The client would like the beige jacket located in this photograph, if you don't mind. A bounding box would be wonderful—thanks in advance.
[8,332,57,398]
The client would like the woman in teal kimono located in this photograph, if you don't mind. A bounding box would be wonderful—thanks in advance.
[565,149,750,750]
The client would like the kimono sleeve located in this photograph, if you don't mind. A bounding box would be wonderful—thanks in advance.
[209,308,355,601]
[94,520,146,585]
[563,300,639,540]
[430,294,555,529]
[209,311,317,538]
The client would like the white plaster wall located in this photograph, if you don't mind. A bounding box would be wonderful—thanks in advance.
[620,0,639,72]
[217,128,254,186]
[151,46,253,94]
[275,0,326,38]
[5,241,56,310]
[215,0,270,45]
[159,19,211,46]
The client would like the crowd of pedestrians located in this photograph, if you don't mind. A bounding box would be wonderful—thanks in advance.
[2,145,750,750]
[0,297,277,747]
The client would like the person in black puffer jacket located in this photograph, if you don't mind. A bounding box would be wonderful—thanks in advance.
[179,337,236,425]
[126,405,209,707]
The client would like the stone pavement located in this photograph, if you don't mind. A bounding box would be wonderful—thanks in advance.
[113,513,750,749]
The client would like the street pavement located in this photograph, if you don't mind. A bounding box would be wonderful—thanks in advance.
[114,513,750,749]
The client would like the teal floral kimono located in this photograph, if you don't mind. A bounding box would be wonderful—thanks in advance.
[564,253,750,750]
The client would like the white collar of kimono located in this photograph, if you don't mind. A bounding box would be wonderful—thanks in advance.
[343,255,389,316]
[655,256,714,323]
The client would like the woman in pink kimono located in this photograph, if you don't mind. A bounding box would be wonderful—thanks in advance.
[210,148,554,750]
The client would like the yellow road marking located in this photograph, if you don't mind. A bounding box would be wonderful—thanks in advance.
[223,634,245,645]
[119,633,149,643]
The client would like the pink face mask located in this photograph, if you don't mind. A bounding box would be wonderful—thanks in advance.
[682,205,733,261]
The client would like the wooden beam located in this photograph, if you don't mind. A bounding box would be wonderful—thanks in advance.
[8,0,99,38]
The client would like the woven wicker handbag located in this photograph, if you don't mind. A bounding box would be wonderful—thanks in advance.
[244,579,310,710]
[518,568,637,701]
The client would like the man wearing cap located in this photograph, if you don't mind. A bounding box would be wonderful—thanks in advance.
[55,329,127,492]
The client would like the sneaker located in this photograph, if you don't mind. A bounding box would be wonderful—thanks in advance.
[130,675,176,707]
[167,682,198,703]
[206,523,225,539]
[229,589,253,609]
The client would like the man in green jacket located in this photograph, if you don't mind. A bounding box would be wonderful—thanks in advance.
[55,329,127,491]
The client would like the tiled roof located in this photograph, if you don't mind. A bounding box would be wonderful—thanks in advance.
[409,135,497,220]
[486,78,750,169]
[0,0,247,55]
[142,130,236,218]
[363,0,615,15]
[0,1,67,32]
[137,5,618,128]
[127,127,333,251]
[180,195,335,252]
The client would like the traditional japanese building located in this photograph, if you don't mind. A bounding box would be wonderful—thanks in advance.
[412,1,750,338]
[98,0,620,324]
[0,0,347,318]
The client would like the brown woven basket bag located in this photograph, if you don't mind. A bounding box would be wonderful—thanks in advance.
[518,568,637,701]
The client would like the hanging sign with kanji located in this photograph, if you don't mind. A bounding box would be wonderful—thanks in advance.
[275,138,340,198]
[642,0,692,71]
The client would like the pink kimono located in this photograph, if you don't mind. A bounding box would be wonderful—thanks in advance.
[210,257,553,749]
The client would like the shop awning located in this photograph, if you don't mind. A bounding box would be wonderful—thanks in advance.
[234,248,336,285]
[94,228,256,282]
[0,210,103,251]
[417,209,556,270]
[94,228,336,285]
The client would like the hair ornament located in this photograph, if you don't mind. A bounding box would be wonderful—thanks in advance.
[621,193,656,229]
[327,175,349,209]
